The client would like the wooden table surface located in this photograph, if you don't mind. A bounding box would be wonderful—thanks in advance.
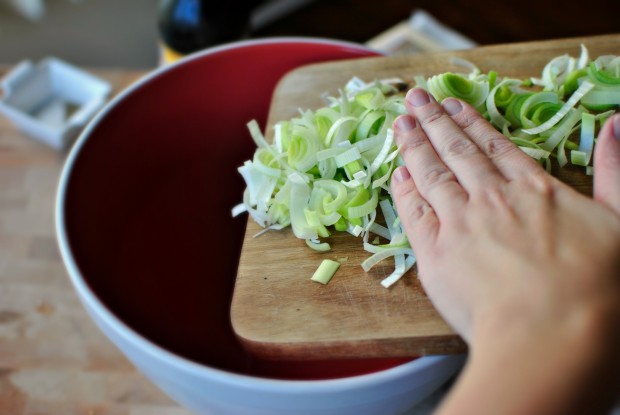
[0,66,192,415]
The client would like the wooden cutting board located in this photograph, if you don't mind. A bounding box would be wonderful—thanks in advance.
[231,34,619,360]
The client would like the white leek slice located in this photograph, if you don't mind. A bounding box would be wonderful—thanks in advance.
[237,161,276,209]
[414,75,428,89]
[288,173,317,240]
[519,92,559,130]
[347,189,379,219]
[372,160,394,189]
[316,147,345,161]
[519,146,551,160]
[580,88,620,110]
[379,199,398,238]
[571,112,596,166]
[356,110,385,140]
[486,79,521,130]
[556,133,572,168]
[354,133,384,153]
[287,128,320,173]
[231,203,247,217]
[427,72,489,109]
[341,179,362,189]
[364,209,378,234]
[381,254,416,288]
[318,158,337,179]
[345,76,367,91]
[306,239,331,252]
[247,119,271,149]
[368,223,391,240]
[241,188,269,227]
[325,116,357,146]
[274,122,285,152]
[348,224,364,237]
[540,108,583,152]
[369,128,395,175]
[361,246,413,272]
[253,149,282,178]
[314,180,347,213]
[541,54,575,91]
[522,80,594,135]
[577,44,590,69]
[311,259,340,284]
[334,147,362,167]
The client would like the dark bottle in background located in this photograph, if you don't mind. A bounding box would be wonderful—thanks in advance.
[158,0,263,64]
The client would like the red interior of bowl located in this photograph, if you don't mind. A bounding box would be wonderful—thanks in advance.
[63,40,414,379]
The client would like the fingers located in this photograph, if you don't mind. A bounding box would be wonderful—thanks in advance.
[403,88,505,193]
[393,113,468,220]
[390,166,439,252]
[593,114,620,216]
[444,98,547,181]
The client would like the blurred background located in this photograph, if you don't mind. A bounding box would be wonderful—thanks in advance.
[0,0,618,68]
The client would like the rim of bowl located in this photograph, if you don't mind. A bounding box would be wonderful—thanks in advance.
[55,36,452,392]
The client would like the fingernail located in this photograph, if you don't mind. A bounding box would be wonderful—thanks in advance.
[394,115,416,131]
[613,114,620,140]
[407,88,430,107]
[392,166,411,183]
[443,98,463,116]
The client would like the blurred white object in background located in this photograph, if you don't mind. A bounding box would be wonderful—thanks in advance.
[366,9,477,54]
[0,57,110,149]
[0,0,45,20]
[0,0,84,21]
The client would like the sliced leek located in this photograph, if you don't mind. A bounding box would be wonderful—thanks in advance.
[311,259,341,284]
[234,45,617,287]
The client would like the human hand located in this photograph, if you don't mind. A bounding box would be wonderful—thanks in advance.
[390,88,620,414]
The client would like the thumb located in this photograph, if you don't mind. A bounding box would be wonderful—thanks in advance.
[593,113,620,216]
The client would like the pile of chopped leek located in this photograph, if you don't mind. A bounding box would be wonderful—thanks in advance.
[233,45,619,288]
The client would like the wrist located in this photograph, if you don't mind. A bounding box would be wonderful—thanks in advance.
[439,303,620,415]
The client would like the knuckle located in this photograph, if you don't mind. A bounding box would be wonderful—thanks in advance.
[482,134,518,159]
[422,166,456,187]
[440,134,479,159]
[399,131,429,158]
[402,199,433,224]
[453,110,480,130]
[418,107,449,128]
[453,108,521,161]
[527,172,556,196]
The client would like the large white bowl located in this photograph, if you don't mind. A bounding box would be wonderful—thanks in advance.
[55,38,465,415]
